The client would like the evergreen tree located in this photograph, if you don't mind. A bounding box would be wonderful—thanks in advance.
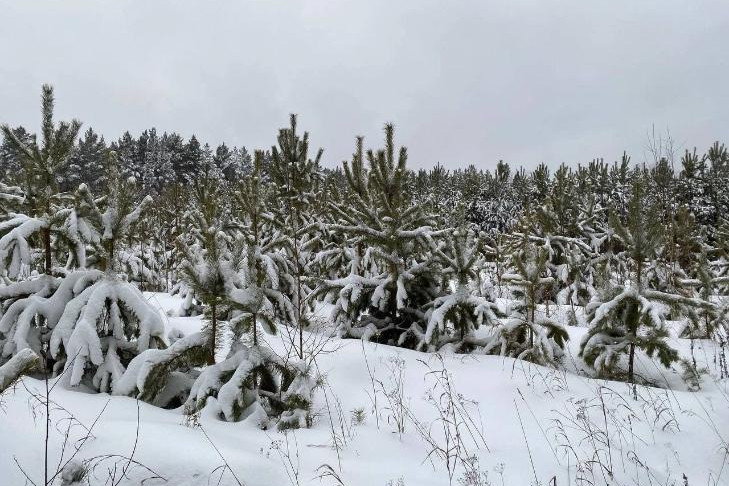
[141,129,175,194]
[467,160,520,234]
[215,143,252,183]
[421,229,501,352]
[180,134,202,182]
[47,152,165,391]
[63,127,107,192]
[269,114,323,359]
[162,132,186,181]
[318,126,441,347]
[0,181,24,221]
[112,131,139,181]
[177,158,231,364]
[579,182,694,383]
[0,125,34,183]
[135,153,315,426]
[0,84,82,276]
[229,151,292,346]
[485,243,568,365]
[705,142,729,228]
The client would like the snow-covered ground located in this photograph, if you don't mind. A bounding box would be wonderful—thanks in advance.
[1,293,727,486]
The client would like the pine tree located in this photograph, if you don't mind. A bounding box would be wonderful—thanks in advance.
[177,156,231,364]
[0,84,82,277]
[269,114,323,359]
[579,181,694,384]
[679,250,725,340]
[467,160,520,234]
[179,134,202,182]
[47,152,165,391]
[421,229,501,352]
[485,243,568,365]
[517,191,594,309]
[714,217,729,293]
[1,148,165,391]
[318,126,441,347]
[151,152,314,426]
[215,143,252,183]
[112,131,139,181]
[0,180,24,222]
[229,150,293,346]
[141,129,175,194]
[705,142,729,228]
[0,85,87,378]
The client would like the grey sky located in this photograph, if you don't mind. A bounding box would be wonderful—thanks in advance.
[1,0,728,171]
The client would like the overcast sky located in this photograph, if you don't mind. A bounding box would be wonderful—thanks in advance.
[1,0,728,171]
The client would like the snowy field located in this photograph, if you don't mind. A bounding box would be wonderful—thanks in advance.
[1,292,727,486]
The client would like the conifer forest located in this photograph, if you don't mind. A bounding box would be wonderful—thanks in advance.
[2,3,729,486]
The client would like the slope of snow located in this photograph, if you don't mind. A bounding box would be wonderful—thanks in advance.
[1,292,727,486]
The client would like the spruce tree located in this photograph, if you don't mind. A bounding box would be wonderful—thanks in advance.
[63,127,107,193]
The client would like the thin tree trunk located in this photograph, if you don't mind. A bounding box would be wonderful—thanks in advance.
[528,285,535,349]
[44,355,50,486]
[42,227,52,275]
[107,238,115,272]
[628,341,635,384]
[209,301,217,365]
[140,237,145,291]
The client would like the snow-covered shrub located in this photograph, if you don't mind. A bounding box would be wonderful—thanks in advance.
[114,331,209,407]
[185,344,315,429]
[170,280,203,317]
[49,271,166,390]
[0,348,39,393]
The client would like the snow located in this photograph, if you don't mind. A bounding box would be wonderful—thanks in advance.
[0,214,47,278]
[0,347,38,391]
[0,292,727,485]
[49,275,166,388]
[114,331,207,398]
